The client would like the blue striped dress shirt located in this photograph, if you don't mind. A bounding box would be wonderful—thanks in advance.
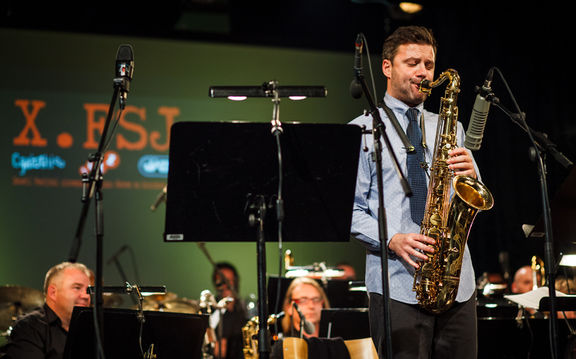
[349,93,480,304]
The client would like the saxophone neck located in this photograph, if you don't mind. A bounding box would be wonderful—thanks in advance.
[418,69,460,95]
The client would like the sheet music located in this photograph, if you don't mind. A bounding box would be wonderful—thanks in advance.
[504,286,567,309]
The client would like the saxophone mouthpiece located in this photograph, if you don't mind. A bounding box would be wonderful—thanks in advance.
[419,79,432,94]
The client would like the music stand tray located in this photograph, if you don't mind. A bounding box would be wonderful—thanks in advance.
[164,121,362,243]
[63,307,208,359]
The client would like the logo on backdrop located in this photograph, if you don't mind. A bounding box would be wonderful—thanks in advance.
[9,98,179,190]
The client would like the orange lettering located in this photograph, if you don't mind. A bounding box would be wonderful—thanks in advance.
[13,99,47,146]
[83,103,109,149]
[150,106,179,152]
[116,106,147,150]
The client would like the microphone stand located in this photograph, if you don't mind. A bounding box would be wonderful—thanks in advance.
[488,68,573,359]
[493,102,573,169]
[354,65,411,359]
[68,73,128,359]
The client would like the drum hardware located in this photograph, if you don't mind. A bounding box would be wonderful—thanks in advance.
[0,285,44,332]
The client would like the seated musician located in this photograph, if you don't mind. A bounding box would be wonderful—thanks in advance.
[3,261,93,359]
[271,277,358,359]
[280,277,330,338]
[210,262,248,359]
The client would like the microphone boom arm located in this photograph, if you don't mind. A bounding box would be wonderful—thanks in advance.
[490,100,573,169]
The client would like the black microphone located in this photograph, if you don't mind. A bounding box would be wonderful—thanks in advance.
[292,302,315,335]
[465,68,495,151]
[350,34,364,99]
[106,245,129,265]
[353,33,363,72]
[115,44,134,108]
[150,185,167,211]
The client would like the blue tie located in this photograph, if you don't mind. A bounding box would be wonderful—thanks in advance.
[406,108,427,225]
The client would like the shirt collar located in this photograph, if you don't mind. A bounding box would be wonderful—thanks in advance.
[383,93,424,120]
[44,303,63,327]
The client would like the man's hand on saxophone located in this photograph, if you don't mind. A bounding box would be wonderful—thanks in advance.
[447,147,477,179]
[388,233,435,269]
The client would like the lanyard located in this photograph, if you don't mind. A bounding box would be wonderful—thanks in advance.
[380,101,427,153]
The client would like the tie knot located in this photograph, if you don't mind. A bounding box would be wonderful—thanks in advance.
[406,108,419,123]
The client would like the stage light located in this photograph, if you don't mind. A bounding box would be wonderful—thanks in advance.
[227,96,247,101]
[398,2,423,14]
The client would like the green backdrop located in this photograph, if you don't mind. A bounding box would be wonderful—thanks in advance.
[0,28,382,304]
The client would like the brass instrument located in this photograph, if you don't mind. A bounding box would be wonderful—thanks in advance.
[412,69,494,314]
[242,313,281,359]
[531,255,546,290]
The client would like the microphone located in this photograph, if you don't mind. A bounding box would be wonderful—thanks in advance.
[353,33,364,72]
[465,68,495,151]
[350,33,364,99]
[106,245,129,265]
[292,302,315,335]
[114,44,134,108]
[150,185,167,211]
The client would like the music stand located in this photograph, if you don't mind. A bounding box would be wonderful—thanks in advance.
[319,308,370,340]
[64,307,208,359]
[164,121,361,243]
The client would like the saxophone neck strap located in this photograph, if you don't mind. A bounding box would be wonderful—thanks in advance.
[380,100,427,153]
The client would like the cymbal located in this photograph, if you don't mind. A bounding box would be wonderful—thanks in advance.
[0,285,44,308]
[160,299,199,314]
[0,285,44,331]
[141,300,161,311]
[144,292,178,303]
[140,292,177,311]
[102,293,123,308]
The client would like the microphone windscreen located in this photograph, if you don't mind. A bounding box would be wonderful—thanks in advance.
[303,320,315,335]
[116,44,134,61]
[350,79,362,99]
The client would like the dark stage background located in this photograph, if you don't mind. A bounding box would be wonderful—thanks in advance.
[1,0,574,303]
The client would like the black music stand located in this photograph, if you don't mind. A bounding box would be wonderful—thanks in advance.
[64,307,208,359]
[540,296,576,312]
[164,121,362,358]
[164,121,361,243]
[529,166,576,255]
[319,308,370,340]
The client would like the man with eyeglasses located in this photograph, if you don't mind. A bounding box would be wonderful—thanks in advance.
[280,277,330,338]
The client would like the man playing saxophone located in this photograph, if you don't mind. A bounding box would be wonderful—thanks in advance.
[350,26,482,359]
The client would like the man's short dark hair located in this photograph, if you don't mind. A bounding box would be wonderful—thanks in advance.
[382,26,437,62]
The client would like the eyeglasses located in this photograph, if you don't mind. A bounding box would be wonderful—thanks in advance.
[292,297,323,305]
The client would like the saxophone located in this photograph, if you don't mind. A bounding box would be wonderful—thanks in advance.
[242,314,281,359]
[412,69,494,314]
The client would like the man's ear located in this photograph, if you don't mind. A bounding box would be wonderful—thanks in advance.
[46,284,57,302]
[382,59,392,79]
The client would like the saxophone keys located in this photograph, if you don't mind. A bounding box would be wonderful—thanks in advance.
[430,213,442,226]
